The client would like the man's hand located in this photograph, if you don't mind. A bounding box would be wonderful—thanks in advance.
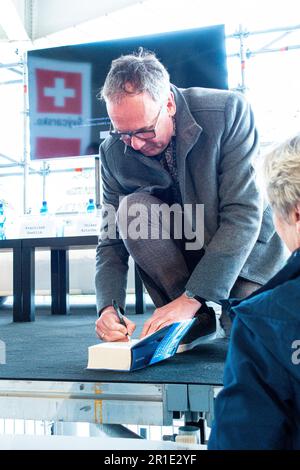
[140,293,201,339]
[95,306,136,342]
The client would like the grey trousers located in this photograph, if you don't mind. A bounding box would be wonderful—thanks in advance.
[117,193,261,313]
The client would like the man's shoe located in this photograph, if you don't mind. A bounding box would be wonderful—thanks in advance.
[177,306,225,353]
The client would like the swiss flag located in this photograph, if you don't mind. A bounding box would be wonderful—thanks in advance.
[36,69,82,114]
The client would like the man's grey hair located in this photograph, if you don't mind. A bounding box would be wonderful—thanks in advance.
[264,134,300,220]
[100,49,171,104]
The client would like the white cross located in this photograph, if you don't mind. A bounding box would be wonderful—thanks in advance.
[44,77,75,107]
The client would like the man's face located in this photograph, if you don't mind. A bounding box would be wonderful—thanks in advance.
[107,90,176,157]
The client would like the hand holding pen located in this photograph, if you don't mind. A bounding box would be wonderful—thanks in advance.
[112,299,131,340]
[95,300,136,342]
[95,301,136,342]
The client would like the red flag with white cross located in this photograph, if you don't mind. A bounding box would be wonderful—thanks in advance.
[28,58,91,159]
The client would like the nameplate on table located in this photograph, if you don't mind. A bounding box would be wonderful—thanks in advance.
[63,215,100,237]
[19,216,57,238]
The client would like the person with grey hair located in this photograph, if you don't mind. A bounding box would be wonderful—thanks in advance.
[209,134,300,449]
[95,50,286,348]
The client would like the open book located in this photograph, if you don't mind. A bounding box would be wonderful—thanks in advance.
[87,319,195,371]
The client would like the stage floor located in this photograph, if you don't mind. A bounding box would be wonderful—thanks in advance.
[0,309,227,385]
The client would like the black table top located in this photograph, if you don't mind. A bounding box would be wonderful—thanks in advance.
[0,310,227,385]
[0,239,21,248]
[0,235,98,249]
[22,235,99,248]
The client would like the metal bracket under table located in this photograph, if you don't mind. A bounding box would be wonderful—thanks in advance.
[0,380,219,428]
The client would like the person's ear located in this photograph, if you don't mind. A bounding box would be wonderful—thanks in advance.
[295,203,300,234]
[167,92,176,117]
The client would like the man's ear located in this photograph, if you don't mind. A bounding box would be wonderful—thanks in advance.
[167,91,176,117]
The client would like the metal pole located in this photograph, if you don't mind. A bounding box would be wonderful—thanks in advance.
[0,152,22,166]
[237,25,247,94]
[42,161,49,201]
[228,43,300,58]
[0,62,23,75]
[227,23,300,39]
[95,155,101,208]
[0,164,22,169]
[0,63,22,69]
[254,31,291,54]
[0,166,94,178]
[0,80,23,86]
[22,52,30,214]
[249,43,300,57]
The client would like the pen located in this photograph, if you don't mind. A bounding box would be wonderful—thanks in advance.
[112,299,130,338]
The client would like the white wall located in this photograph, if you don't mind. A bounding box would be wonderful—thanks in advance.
[0,250,136,296]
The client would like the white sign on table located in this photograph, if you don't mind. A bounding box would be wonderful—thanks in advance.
[63,215,101,237]
[19,215,57,238]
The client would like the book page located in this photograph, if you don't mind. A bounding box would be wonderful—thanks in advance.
[87,340,139,370]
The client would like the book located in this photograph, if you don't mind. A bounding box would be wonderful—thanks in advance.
[87,319,195,371]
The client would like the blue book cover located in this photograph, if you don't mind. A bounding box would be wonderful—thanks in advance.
[130,319,195,370]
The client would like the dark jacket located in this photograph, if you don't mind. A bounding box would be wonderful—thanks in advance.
[96,85,287,313]
[208,248,300,450]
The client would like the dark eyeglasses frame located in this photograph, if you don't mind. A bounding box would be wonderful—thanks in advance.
[109,106,163,142]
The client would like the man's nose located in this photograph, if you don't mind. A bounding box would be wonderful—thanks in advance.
[130,135,145,151]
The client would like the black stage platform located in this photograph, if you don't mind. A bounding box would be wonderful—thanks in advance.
[0,310,227,385]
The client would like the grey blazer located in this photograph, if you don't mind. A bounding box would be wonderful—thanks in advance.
[95,85,287,312]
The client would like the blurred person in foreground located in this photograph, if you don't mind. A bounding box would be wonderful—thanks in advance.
[208,134,300,450]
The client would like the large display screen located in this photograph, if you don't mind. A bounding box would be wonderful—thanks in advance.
[27,25,228,160]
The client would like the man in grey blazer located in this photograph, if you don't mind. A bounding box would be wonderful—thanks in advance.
[95,51,287,344]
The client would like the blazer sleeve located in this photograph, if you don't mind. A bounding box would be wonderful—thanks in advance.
[208,318,293,450]
[95,144,129,314]
[185,92,263,302]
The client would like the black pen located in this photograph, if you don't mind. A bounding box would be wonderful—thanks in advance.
[112,299,130,338]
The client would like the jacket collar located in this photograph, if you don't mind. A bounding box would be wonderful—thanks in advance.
[171,84,203,161]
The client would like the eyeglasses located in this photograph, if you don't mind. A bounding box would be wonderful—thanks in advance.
[109,106,163,143]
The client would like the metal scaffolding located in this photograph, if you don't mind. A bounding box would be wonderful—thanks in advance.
[227,23,300,93]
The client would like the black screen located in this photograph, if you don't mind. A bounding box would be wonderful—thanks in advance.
[27,25,227,160]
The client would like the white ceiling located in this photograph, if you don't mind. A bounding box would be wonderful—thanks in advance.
[0,0,141,42]
[1,0,300,53]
